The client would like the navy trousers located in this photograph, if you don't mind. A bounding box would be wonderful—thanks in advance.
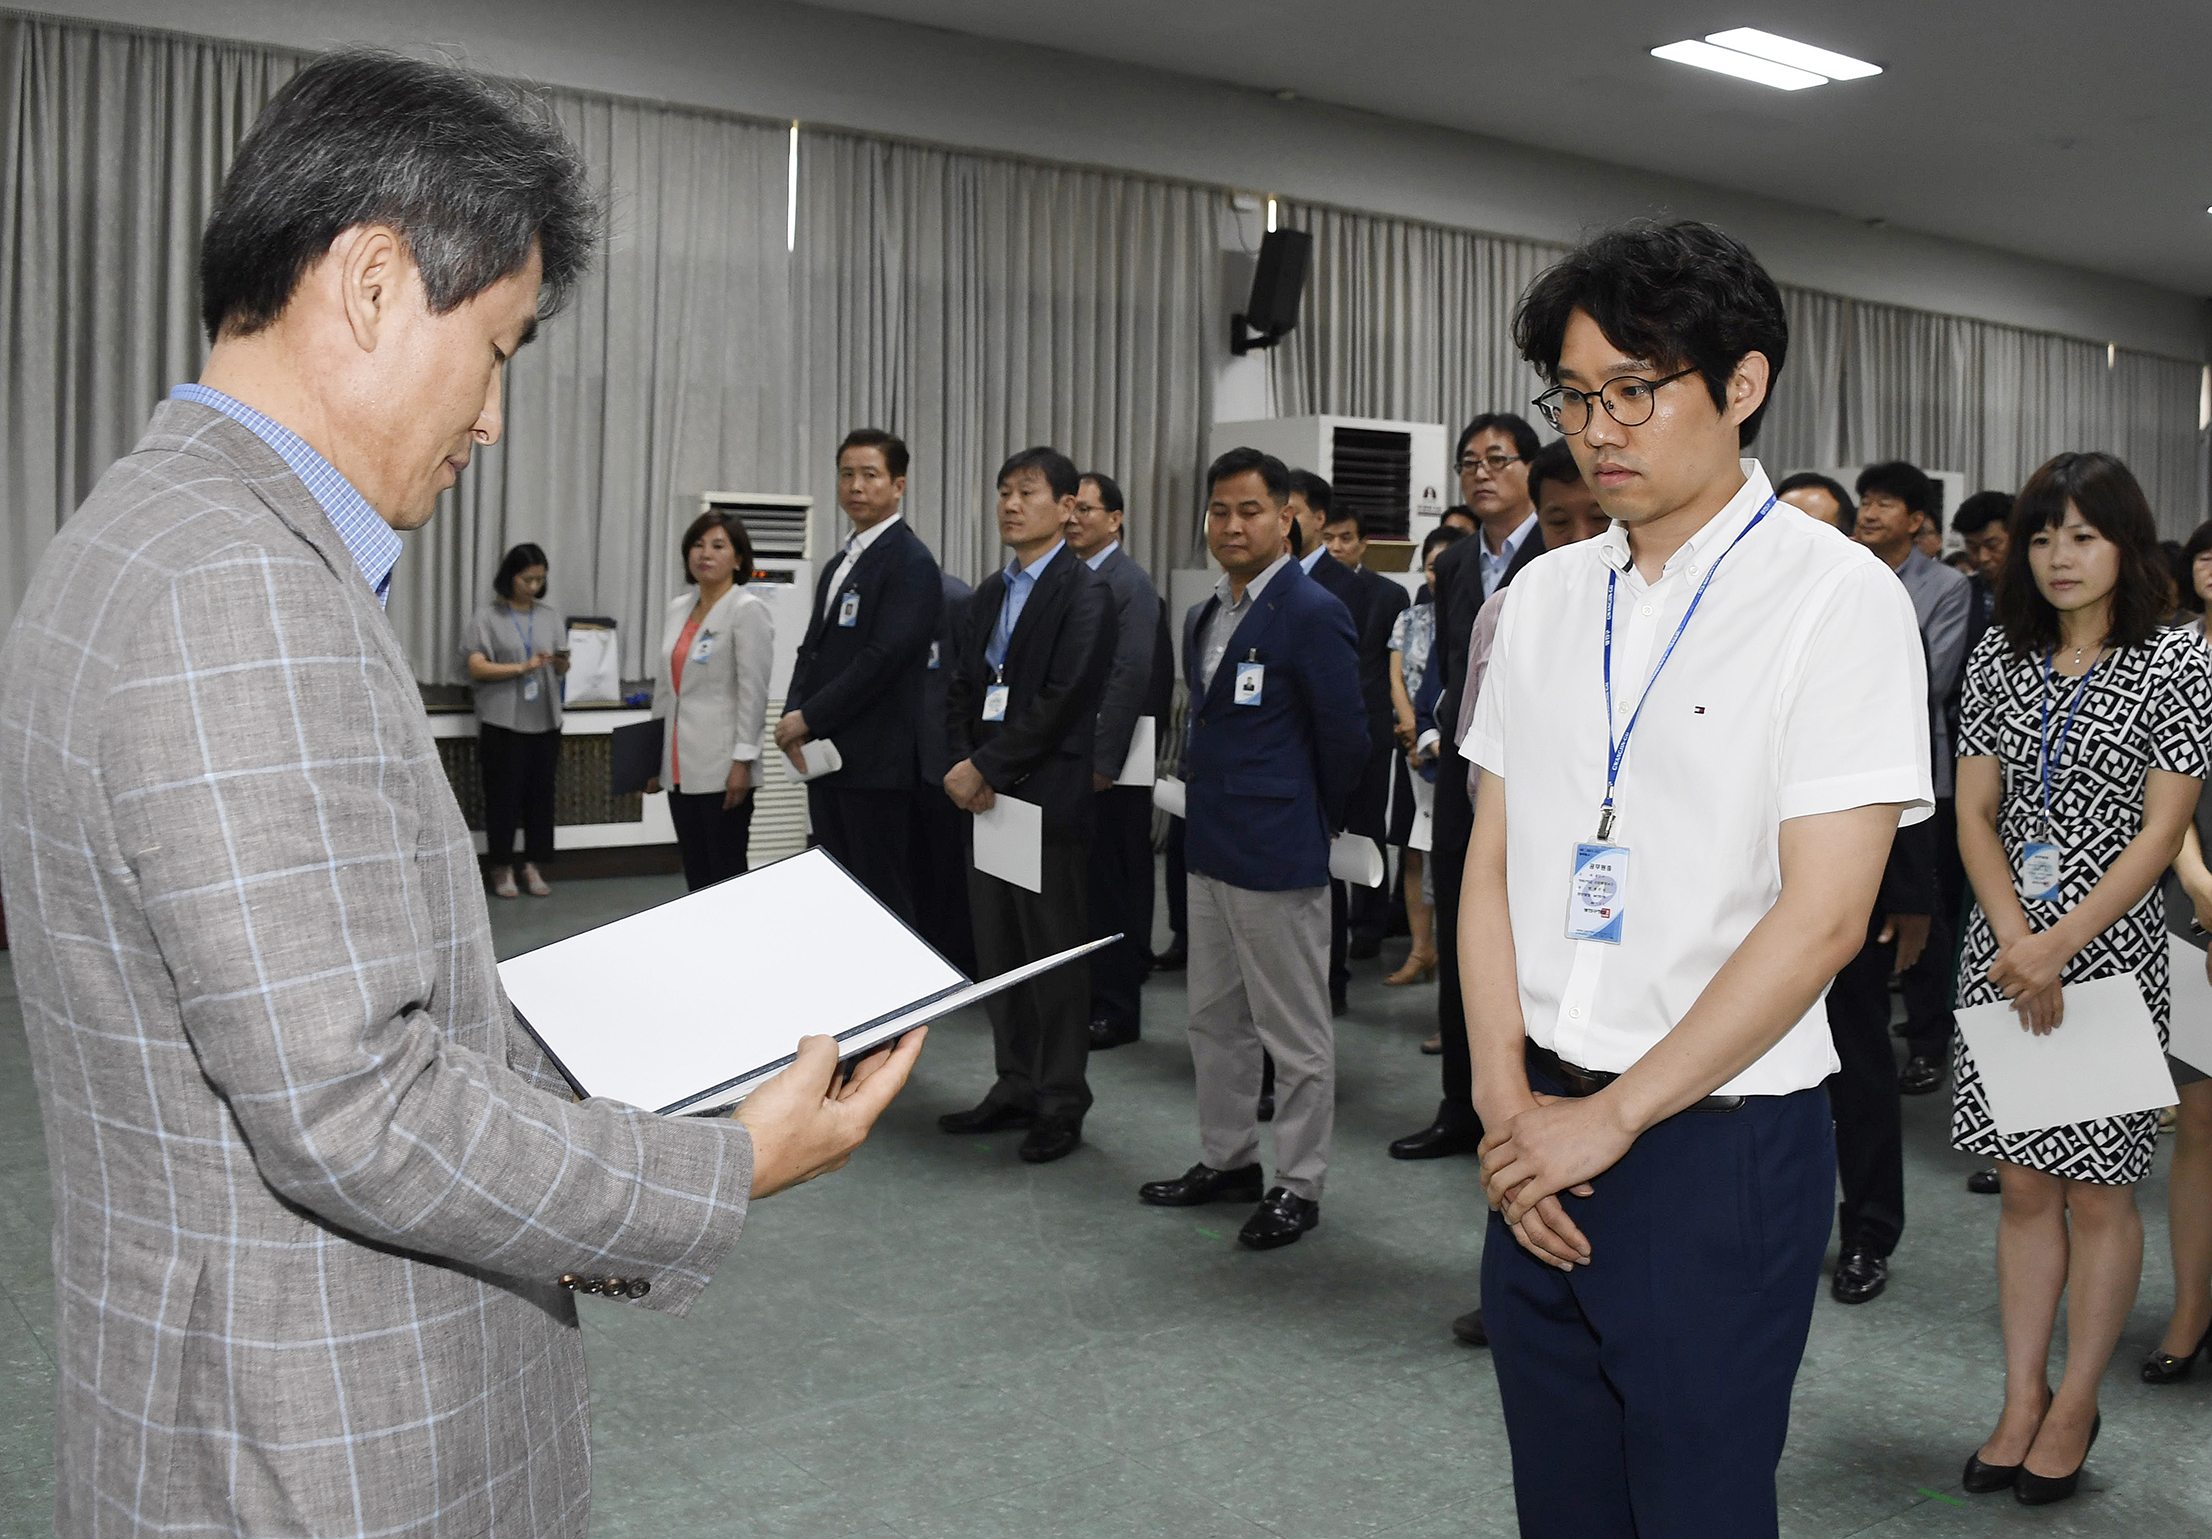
[1484,1075,1834,1539]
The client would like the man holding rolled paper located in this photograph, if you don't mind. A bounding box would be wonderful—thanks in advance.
[1137,447,1366,1250]
[941,447,1118,1164]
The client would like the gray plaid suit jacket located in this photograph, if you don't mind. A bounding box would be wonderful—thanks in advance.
[0,402,754,1538]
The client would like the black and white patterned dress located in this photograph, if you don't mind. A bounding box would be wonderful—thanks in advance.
[1951,624,2212,1184]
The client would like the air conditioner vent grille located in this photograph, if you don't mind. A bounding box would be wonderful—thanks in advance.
[1331,427,1412,540]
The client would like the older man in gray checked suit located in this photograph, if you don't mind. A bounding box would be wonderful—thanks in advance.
[0,53,921,1539]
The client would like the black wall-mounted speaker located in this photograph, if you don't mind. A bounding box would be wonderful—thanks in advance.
[1232,228,1312,354]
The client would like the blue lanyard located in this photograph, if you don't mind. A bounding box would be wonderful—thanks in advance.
[2037,648,2103,838]
[1597,497,1773,840]
[507,604,536,666]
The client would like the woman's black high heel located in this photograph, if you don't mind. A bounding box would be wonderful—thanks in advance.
[1961,1450,2020,1494]
[2141,1321,2212,1384]
[2014,1413,2099,1506]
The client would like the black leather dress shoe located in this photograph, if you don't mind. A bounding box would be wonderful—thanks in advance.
[1087,1017,1139,1051]
[2014,1414,2098,1505]
[1138,1162,1265,1207]
[1018,1117,1082,1164]
[1150,939,1187,972]
[1451,1308,1488,1347]
[1967,1167,2001,1195]
[1389,1120,1482,1160]
[1256,1093,1275,1123]
[1831,1248,1889,1304]
[1899,1055,1942,1094]
[1237,1187,1319,1250]
[937,1100,1035,1135]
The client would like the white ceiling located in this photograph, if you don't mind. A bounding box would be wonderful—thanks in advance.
[798,0,2212,297]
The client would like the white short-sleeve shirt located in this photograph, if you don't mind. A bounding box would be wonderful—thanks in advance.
[1466,461,1933,1095]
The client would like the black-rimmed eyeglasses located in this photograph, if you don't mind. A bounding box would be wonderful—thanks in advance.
[1533,368,1700,435]
[1456,452,1524,475]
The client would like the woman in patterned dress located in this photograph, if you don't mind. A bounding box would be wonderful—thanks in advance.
[1951,452,2212,1503]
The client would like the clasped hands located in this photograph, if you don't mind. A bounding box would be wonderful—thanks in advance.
[943,757,995,813]
[1986,927,2073,1035]
[1478,1092,1634,1271]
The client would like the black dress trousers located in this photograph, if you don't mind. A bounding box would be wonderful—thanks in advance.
[667,787,755,892]
[906,783,977,976]
[1825,916,1906,1257]
[1086,784,1154,1032]
[1427,742,1479,1136]
[809,783,916,923]
[1901,797,1961,1061]
[970,843,1092,1122]
[477,722,560,867]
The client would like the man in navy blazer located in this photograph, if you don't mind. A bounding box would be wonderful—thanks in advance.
[776,428,942,922]
[940,447,1118,1165]
[1138,448,1366,1250]
[908,568,977,975]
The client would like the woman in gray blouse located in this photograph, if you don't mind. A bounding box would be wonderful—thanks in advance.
[465,544,568,898]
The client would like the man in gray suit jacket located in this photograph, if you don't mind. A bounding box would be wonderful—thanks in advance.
[1067,472,1172,1049]
[0,54,919,1539]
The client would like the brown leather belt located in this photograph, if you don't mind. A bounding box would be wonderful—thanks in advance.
[1525,1041,1745,1113]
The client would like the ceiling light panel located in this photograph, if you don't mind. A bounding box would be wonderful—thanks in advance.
[1705,28,1882,80]
[1650,39,1825,90]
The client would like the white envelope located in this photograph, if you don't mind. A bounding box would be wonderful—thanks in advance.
[2166,933,2212,1078]
[790,739,843,780]
[1152,775,1186,818]
[1114,716,1157,787]
[1955,971,2177,1135]
[1329,833,1386,888]
[973,794,1043,893]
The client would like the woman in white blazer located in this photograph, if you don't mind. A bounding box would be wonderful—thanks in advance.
[647,511,773,889]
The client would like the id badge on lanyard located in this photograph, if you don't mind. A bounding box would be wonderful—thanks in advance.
[2020,649,2101,903]
[838,590,861,628]
[1233,651,1264,706]
[982,668,1009,722]
[511,607,541,702]
[1570,498,1772,945]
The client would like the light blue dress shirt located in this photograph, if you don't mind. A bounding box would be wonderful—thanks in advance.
[171,383,405,607]
[1083,539,1121,571]
[986,540,1064,672]
[1477,511,1539,600]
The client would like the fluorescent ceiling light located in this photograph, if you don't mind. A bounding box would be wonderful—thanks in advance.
[1706,28,1882,80]
[1650,39,1824,90]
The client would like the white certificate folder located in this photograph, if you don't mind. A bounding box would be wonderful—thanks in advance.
[499,846,1116,1115]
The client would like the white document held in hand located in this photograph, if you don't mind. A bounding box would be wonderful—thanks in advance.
[2165,933,2212,1078]
[1329,834,1386,888]
[973,794,1044,893]
[791,739,843,780]
[1954,971,2177,1136]
[1114,716,1157,787]
[1152,775,1186,818]
[497,846,1115,1114]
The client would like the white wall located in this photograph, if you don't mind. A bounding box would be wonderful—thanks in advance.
[24,0,2211,360]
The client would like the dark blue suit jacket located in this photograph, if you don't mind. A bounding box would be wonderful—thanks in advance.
[1182,559,1367,891]
[785,518,942,790]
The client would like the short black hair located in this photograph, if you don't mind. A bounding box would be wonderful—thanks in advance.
[1952,490,2014,536]
[997,446,1079,501]
[1855,460,1938,521]
[1421,524,1469,562]
[1525,439,1585,503]
[492,542,549,600]
[199,50,598,343]
[1440,504,1478,531]
[1513,219,1787,447]
[1206,447,1291,505]
[1455,413,1541,467]
[1288,469,1334,517]
[839,428,909,480]
[2180,521,2212,615]
[1323,508,1367,538]
[679,510,754,586]
[1995,452,2166,655]
[1080,472,1125,514]
[1774,471,1855,530]
[2164,540,2195,616]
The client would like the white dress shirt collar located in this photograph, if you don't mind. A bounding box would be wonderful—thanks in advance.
[1594,461,1773,584]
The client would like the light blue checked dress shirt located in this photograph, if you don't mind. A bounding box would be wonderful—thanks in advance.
[171,383,405,607]
[986,539,1063,672]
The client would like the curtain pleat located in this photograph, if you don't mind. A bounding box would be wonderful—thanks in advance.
[7,10,2207,688]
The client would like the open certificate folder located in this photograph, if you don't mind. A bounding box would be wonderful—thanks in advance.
[499,847,1116,1115]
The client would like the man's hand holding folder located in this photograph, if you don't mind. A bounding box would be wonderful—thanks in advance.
[736,1028,929,1197]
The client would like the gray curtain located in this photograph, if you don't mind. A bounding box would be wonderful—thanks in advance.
[1268,199,2209,535]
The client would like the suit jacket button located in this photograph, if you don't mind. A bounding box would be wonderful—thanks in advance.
[558,1274,582,1290]
[604,1277,626,1296]
[626,1279,652,1299]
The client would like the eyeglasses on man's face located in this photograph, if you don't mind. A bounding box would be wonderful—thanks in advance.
[1457,452,1524,476]
[1532,367,1701,435]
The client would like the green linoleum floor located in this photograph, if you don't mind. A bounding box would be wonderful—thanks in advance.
[1,869,2208,1537]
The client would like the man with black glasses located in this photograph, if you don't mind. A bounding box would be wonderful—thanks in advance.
[1466,221,1929,1535]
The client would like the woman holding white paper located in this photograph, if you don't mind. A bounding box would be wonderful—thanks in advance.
[1950,453,2212,1504]
[648,511,773,890]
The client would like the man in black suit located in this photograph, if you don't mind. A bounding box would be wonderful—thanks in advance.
[1321,502,1411,959]
[939,447,1117,1164]
[777,428,942,922]
[1389,412,1542,1165]
[909,567,977,976]
[1287,469,1376,1013]
[1068,471,1173,1051]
